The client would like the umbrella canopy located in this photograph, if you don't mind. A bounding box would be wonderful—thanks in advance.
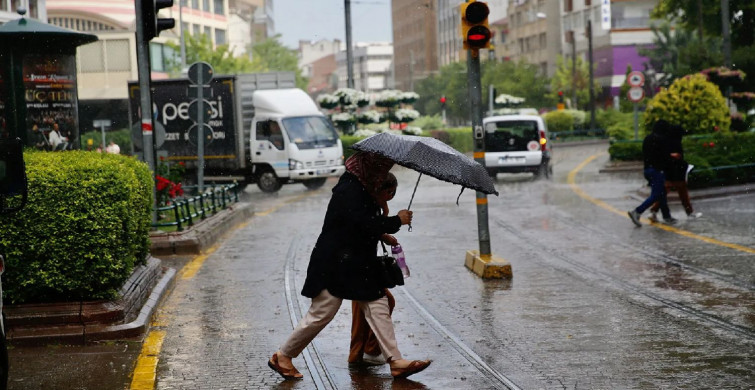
[351,132,499,196]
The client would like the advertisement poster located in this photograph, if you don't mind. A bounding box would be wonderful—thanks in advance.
[128,77,237,163]
[23,54,79,150]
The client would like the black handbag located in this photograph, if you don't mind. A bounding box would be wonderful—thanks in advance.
[378,242,404,288]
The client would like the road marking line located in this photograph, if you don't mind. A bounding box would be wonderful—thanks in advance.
[569,153,755,254]
[129,331,165,390]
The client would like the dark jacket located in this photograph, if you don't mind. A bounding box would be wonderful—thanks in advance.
[643,120,672,171]
[665,125,688,181]
[301,172,402,301]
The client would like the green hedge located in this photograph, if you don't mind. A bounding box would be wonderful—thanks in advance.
[0,151,153,304]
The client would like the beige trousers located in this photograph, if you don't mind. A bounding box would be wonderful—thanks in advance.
[279,289,402,361]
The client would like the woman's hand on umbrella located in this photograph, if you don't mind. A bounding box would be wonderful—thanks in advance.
[397,210,413,225]
[381,234,398,246]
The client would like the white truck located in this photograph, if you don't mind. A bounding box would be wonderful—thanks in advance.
[128,72,345,192]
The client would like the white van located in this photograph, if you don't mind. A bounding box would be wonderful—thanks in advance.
[251,89,346,192]
[482,114,552,178]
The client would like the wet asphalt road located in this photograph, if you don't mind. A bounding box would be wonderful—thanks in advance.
[8,142,755,389]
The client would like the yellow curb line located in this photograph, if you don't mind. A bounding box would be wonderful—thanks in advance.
[129,331,165,390]
[569,153,755,254]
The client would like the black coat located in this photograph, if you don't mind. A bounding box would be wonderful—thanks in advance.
[301,172,402,301]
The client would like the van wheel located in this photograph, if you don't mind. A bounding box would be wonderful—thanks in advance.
[257,169,282,193]
[303,178,327,190]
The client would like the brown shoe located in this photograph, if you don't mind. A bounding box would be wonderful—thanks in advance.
[391,360,432,379]
[268,352,303,380]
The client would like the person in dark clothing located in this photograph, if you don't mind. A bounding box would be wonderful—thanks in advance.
[628,119,677,226]
[268,152,431,380]
[648,124,701,221]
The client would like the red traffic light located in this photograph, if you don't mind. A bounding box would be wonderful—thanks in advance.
[440,97,446,104]
[558,91,563,96]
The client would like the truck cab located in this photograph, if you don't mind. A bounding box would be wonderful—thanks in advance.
[250,89,345,192]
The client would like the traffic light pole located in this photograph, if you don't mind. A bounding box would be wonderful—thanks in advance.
[135,0,157,225]
[467,50,491,257]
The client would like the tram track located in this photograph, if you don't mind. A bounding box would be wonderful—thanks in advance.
[282,234,522,389]
[491,215,755,341]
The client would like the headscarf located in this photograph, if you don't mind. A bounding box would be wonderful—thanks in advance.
[345,151,395,198]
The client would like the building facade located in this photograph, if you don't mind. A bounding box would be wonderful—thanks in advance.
[299,39,341,95]
[501,0,561,76]
[0,0,46,24]
[562,0,657,100]
[335,42,393,93]
[391,0,437,91]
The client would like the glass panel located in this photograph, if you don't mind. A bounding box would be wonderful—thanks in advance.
[106,40,131,71]
[79,42,104,72]
[281,116,339,150]
[485,120,540,152]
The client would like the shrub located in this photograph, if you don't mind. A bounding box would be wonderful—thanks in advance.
[608,141,643,161]
[643,74,730,135]
[0,151,152,304]
[563,109,587,129]
[411,115,444,130]
[543,110,574,133]
[599,109,645,140]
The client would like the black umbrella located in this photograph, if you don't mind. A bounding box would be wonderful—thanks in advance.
[351,132,499,210]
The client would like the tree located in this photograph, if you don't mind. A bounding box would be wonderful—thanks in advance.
[166,34,261,75]
[652,0,755,91]
[549,55,600,110]
[166,34,308,89]
[638,22,722,87]
[250,35,308,89]
[643,74,730,134]
[482,59,552,110]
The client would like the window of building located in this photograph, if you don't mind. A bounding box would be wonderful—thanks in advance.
[585,0,591,6]
[193,24,200,36]
[79,41,105,72]
[191,0,199,9]
[213,0,224,15]
[106,39,130,71]
[564,0,573,12]
[539,33,546,50]
[202,0,210,12]
[215,29,226,45]
[204,26,211,38]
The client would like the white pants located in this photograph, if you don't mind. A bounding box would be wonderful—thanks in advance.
[279,289,402,361]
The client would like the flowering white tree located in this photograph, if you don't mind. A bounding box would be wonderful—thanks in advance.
[494,93,526,107]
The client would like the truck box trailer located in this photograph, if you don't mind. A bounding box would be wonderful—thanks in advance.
[128,72,345,192]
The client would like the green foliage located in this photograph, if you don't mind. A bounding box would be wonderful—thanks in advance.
[608,141,643,161]
[639,22,723,88]
[411,115,445,130]
[483,59,552,112]
[80,128,131,153]
[550,55,600,110]
[443,128,474,153]
[0,151,153,304]
[340,135,363,160]
[643,74,730,134]
[543,110,574,132]
[166,34,308,89]
[598,109,643,140]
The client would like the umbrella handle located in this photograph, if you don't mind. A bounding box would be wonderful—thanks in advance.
[407,173,422,232]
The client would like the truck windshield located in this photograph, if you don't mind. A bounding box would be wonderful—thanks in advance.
[282,116,339,149]
[484,120,539,152]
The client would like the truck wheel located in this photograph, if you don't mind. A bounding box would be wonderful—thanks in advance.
[303,178,327,190]
[257,169,282,193]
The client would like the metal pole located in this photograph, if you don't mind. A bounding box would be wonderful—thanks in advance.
[572,39,577,108]
[135,0,158,225]
[467,50,491,256]
[409,49,415,92]
[721,0,731,68]
[197,74,205,193]
[587,19,596,131]
[180,0,186,69]
[100,124,106,150]
[633,103,638,140]
[345,0,354,88]
[488,84,494,116]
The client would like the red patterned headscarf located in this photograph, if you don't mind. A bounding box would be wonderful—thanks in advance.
[345,151,395,197]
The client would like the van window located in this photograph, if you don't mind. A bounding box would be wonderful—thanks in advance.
[282,116,339,150]
[256,120,285,150]
[485,120,540,152]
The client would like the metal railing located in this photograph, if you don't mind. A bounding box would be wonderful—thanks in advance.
[152,183,240,231]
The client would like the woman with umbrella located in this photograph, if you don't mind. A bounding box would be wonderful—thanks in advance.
[268,151,432,380]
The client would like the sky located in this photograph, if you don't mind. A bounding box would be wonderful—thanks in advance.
[273,0,393,49]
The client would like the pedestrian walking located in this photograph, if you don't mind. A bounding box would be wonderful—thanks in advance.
[628,119,677,226]
[106,141,120,154]
[268,152,431,380]
[348,172,399,366]
[648,124,702,222]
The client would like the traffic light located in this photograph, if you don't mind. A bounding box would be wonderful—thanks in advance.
[460,1,491,50]
[558,91,564,103]
[142,0,176,42]
[440,96,447,110]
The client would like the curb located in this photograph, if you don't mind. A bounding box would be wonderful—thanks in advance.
[464,250,513,279]
[633,182,753,202]
[6,257,176,346]
[149,202,254,256]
